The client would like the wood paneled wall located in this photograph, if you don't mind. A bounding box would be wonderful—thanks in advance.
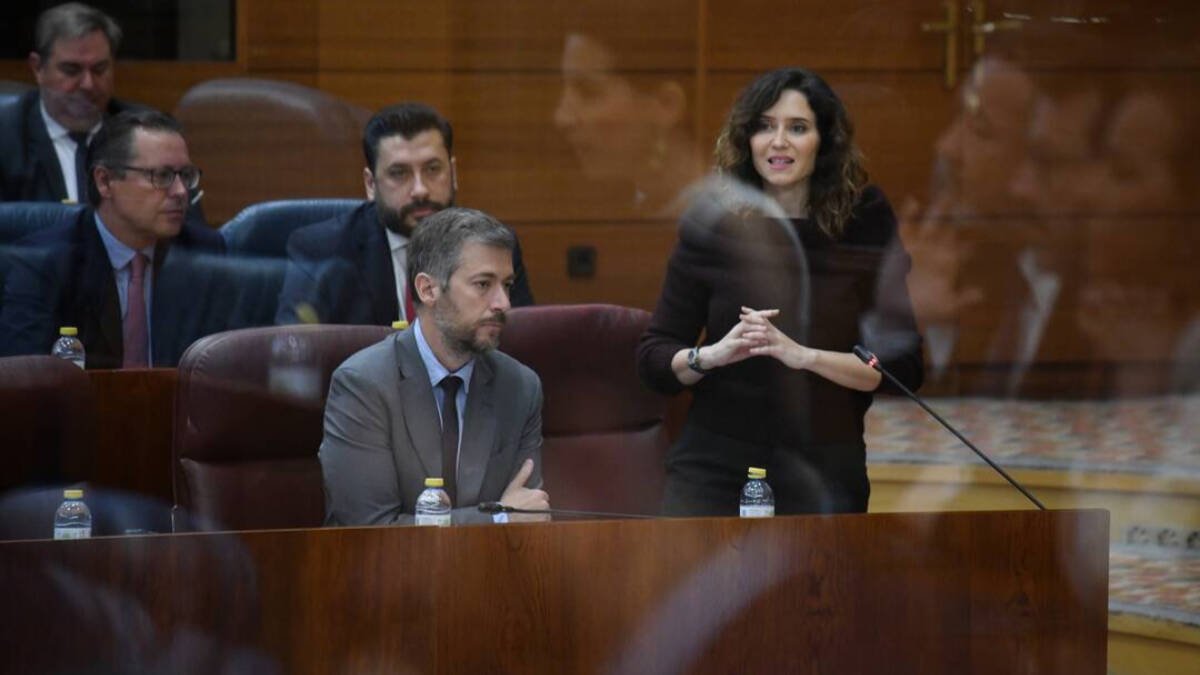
[3,1,1197,395]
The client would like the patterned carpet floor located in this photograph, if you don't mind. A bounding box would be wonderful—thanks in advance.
[865,394,1200,631]
[1110,545,1200,628]
[865,394,1200,477]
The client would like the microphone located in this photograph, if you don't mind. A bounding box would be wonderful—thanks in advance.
[477,502,657,520]
[853,345,1046,510]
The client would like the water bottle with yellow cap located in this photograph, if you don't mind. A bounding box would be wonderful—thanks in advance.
[739,467,774,518]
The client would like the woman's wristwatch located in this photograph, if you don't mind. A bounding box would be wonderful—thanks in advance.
[687,346,711,375]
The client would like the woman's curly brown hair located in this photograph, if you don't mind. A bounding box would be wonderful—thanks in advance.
[714,67,867,238]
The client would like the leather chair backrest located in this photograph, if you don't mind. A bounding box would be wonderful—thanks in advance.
[172,324,392,530]
[500,304,669,516]
[153,251,291,354]
[175,78,371,223]
[0,203,85,317]
[221,198,362,258]
[0,202,84,245]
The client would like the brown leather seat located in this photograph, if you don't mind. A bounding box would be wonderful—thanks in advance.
[174,77,371,223]
[173,324,392,531]
[174,306,670,529]
[501,304,670,516]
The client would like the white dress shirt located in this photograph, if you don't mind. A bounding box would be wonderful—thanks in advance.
[39,100,99,204]
[386,229,411,321]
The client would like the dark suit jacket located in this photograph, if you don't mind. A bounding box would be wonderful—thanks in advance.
[320,326,544,526]
[0,90,210,229]
[0,90,136,203]
[0,206,225,367]
[275,201,534,325]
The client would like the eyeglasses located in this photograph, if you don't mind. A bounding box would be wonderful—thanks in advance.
[112,165,202,190]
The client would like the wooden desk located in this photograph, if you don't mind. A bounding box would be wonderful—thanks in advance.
[88,369,177,503]
[0,510,1108,673]
[86,369,177,532]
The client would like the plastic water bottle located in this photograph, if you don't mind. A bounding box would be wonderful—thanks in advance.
[415,477,452,526]
[739,467,775,518]
[51,326,85,369]
[53,488,92,539]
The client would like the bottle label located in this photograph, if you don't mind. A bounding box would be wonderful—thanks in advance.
[415,513,451,527]
[53,527,91,540]
[739,505,774,518]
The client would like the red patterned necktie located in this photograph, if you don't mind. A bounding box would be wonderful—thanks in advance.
[122,253,149,368]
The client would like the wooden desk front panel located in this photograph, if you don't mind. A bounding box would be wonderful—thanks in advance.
[0,510,1108,674]
[86,369,176,502]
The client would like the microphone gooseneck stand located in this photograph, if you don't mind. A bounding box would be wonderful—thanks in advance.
[853,345,1046,510]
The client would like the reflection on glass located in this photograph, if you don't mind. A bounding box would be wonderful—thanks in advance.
[871,19,1199,670]
[0,3,1197,671]
[554,31,700,217]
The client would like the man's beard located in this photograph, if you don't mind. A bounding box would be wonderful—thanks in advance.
[432,291,507,357]
[47,90,103,131]
[378,188,456,237]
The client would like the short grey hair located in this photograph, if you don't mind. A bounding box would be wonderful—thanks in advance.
[35,3,122,59]
[407,207,515,305]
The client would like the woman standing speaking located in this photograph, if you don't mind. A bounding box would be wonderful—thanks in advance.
[638,67,924,516]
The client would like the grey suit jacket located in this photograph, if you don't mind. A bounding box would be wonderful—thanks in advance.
[320,327,543,526]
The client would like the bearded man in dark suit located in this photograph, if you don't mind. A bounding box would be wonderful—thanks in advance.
[275,102,534,327]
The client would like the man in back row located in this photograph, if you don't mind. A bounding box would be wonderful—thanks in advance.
[0,109,224,367]
[0,3,133,204]
[276,102,534,326]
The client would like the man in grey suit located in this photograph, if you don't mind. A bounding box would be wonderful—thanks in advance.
[320,207,550,525]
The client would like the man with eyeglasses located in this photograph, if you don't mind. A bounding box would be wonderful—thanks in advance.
[0,109,224,367]
[275,102,534,326]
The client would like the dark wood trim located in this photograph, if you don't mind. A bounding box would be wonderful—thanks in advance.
[0,509,1109,673]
